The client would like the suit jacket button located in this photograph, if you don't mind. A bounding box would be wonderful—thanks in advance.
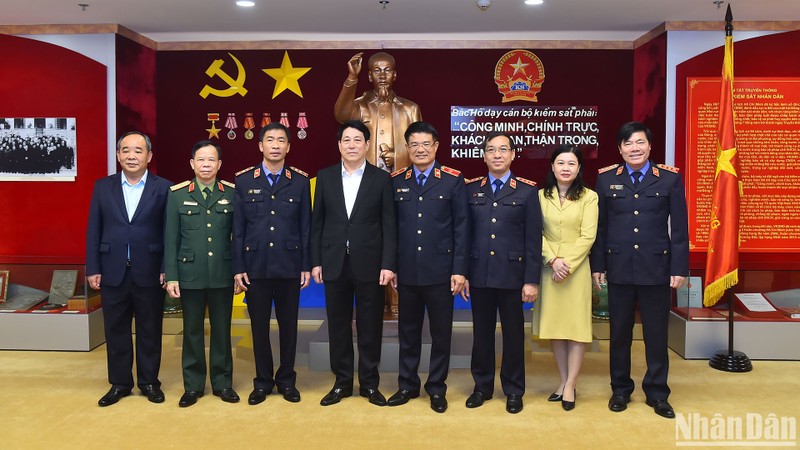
[187,211,192,215]
[418,213,422,218]
[634,210,639,215]
[208,251,213,257]
[518,257,523,261]
[417,230,422,234]
[207,210,211,214]
[493,202,498,207]
[490,250,495,256]
[491,234,496,239]
[634,227,639,233]
[491,218,497,223]
[417,246,422,251]
[208,237,212,242]
[419,196,423,201]
[269,242,274,247]
[245,246,250,251]
[271,195,276,200]
[634,244,639,250]
[207,223,212,228]
[634,194,639,199]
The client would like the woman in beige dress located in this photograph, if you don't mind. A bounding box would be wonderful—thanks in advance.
[535,144,598,411]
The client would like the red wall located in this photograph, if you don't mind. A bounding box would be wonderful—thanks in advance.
[156,48,634,187]
[0,34,107,264]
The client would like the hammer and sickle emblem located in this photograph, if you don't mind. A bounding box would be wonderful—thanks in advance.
[199,53,248,99]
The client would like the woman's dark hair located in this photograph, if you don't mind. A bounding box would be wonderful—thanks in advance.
[544,144,586,201]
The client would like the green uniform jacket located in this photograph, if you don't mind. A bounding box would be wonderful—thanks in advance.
[164,178,235,289]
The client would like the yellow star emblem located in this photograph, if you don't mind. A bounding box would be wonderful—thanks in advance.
[206,123,221,139]
[510,57,529,77]
[263,51,311,99]
[715,145,738,179]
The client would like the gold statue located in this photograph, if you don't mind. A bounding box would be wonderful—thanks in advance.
[334,52,422,173]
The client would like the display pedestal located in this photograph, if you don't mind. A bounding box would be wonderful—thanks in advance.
[0,308,105,351]
[668,311,800,360]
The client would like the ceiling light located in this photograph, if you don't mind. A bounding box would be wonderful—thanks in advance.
[524,0,544,5]
[236,1,255,7]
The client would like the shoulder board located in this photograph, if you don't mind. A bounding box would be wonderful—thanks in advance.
[170,180,191,192]
[391,167,408,178]
[656,163,680,173]
[235,166,255,177]
[516,177,537,187]
[440,166,461,177]
[220,180,235,188]
[597,164,620,174]
[289,166,309,177]
[466,176,484,184]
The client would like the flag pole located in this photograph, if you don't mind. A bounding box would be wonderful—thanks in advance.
[707,4,751,372]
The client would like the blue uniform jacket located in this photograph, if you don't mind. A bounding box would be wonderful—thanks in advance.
[466,174,543,289]
[590,162,689,285]
[392,162,469,286]
[232,166,312,279]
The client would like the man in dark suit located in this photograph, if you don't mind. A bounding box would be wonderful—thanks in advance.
[591,121,689,419]
[232,122,312,406]
[164,140,239,407]
[465,131,542,414]
[311,120,397,407]
[86,131,172,407]
[386,121,468,413]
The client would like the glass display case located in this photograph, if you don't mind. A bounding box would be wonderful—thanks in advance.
[0,263,104,351]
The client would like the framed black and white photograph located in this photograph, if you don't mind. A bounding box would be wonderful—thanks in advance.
[0,117,77,181]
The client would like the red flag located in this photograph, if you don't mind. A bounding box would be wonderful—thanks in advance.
[703,32,741,307]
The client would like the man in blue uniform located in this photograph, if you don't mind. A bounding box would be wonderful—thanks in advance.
[465,131,542,414]
[386,122,469,413]
[164,140,238,407]
[591,121,689,419]
[232,122,312,405]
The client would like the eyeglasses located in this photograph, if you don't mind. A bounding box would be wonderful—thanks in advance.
[408,141,434,150]
[484,146,512,155]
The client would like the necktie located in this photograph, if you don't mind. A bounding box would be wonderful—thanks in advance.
[632,171,642,186]
[417,173,426,187]
[268,173,278,187]
[493,179,503,194]
[202,187,211,200]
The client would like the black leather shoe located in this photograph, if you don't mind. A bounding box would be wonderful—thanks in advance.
[359,388,387,406]
[646,399,676,419]
[277,386,301,403]
[248,388,270,405]
[140,385,165,403]
[98,387,131,407]
[213,388,240,403]
[562,389,576,411]
[387,389,420,406]
[608,394,631,412]
[465,391,491,408]
[320,387,352,406]
[430,393,448,413]
[547,392,563,402]
[506,394,523,414]
[179,391,203,407]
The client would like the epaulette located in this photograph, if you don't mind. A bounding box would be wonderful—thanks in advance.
[220,180,235,188]
[466,176,484,184]
[516,177,537,187]
[289,166,309,177]
[391,167,408,178]
[440,166,461,177]
[170,180,191,192]
[598,164,619,174]
[656,163,680,173]
[236,166,255,177]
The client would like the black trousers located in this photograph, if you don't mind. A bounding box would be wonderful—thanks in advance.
[608,283,671,401]
[469,287,525,396]
[324,256,384,390]
[246,278,300,390]
[397,282,454,395]
[101,267,164,390]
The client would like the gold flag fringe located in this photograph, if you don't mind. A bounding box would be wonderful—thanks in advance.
[703,269,739,307]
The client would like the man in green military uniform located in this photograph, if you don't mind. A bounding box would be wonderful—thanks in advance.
[165,140,239,407]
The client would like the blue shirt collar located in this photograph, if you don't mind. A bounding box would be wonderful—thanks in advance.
[487,171,511,186]
[625,161,650,175]
[412,163,435,180]
[121,170,148,187]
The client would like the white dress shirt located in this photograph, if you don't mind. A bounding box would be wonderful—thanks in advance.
[341,161,366,218]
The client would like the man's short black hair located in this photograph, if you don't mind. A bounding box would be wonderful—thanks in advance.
[404,121,438,143]
[616,121,653,146]
[191,140,221,159]
[259,122,291,143]
[338,120,370,142]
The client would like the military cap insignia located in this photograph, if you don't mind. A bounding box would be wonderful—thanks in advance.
[516,177,537,187]
[466,177,484,184]
[289,166,309,177]
[440,166,461,177]
[235,166,255,177]
[220,180,235,188]
[597,164,619,174]
[391,167,408,178]
[170,180,191,192]
[656,163,680,173]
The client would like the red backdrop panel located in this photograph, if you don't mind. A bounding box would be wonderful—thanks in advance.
[0,34,107,264]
